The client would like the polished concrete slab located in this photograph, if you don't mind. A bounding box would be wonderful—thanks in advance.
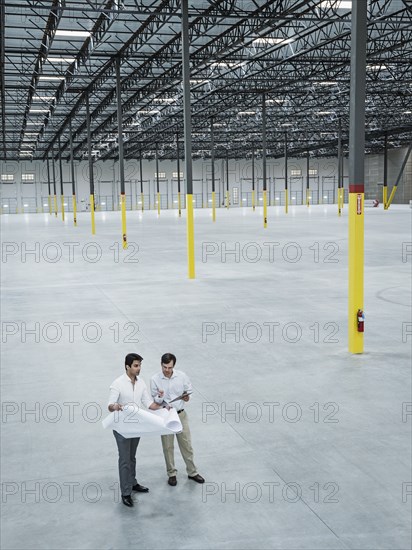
[1,204,411,550]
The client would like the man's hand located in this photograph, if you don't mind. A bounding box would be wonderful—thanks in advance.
[182,393,190,402]
[109,403,123,412]
[157,389,165,398]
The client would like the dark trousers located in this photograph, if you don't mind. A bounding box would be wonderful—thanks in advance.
[113,430,140,496]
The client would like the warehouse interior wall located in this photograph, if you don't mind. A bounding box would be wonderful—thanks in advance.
[1,147,411,214]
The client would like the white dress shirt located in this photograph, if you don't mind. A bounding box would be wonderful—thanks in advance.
[108,373,153,408]
[150,369,192,411]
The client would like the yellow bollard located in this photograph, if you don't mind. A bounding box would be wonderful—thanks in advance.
[348,191,364,353]
[263,189,267,228]
[157,192,161,216]
[383,186,388,210]
[141,192,144,212]
[186,194,195,279]
[73,195,77,226]
[252,190,255,211]
[285,189,288,214]
[178,191,181,218]
[121,193,127,249]
[61,195,65,222]
[90,194,96,235]
[212,191,216,222]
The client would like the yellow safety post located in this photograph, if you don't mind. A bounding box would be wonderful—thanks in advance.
[178,191,182,217]
[54,194,58,217]
[263,189,267,228]
[48,195,52,215]
[338,188,342,217]
[61,195,65,221]
[252,190,255,211]
[186,194,195,279]
[226,190,229,209]
[386,185,397,208]
[306,189,310,207]
[157,192,161,215]
[141,192,144,212]
[383,186,388,210]
[285,188,288,214]
[90,194,96,235]
[73,195,77,226]
[121,193,127,249]
[212,191,216,222]
[348,189,364,353]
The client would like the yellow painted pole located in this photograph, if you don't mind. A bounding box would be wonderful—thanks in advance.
[383,186,387,209]
[61,195,65,221]
[48,195,52,215]
[212,191,216,222]
[157,191,161,216]
[306,189,310,207]
[348,191,364,353]
[121,193,127,249]
[285,188,288,214]
[226,190,229,209]
[90,193,96,235]
[252,190,255,211]
[186,194,195,279]
[54,194,58,217]
[178,191,182,217]
[263,189,267,228]
[141,192,144,212]
[73,195,77,226]
[338,188,342,217]
[386,185,397,208]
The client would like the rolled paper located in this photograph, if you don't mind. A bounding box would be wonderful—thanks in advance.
[102,405,182,438]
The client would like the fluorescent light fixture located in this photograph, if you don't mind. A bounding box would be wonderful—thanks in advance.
[23,204,29,207]
[318,81,338,86]
[316,111,334,115]
[64,203,67,206]
[138,110,160,115]
[33,96,54,100]
[101,202,106,205]
[43,203,48,206]
[47,57,75,63]
[292,197,296,200]
[213,123,226,127]
[320,0,352,8]
[253,37,294,45]
[275,197,280,201]
[242,198,246,201]
[153,98,175,103]
[324,195,328,199]
[29,109,48,113]
[403,110,412,114]
[38,76,65,81]
[55,30,91,38]
[3,205,9,208]
[281,123,293,126]
[266,99,284,104]
[238,111,256,115]
[174,200,178,204]
[368,64,387,70]
[259,198,263,201]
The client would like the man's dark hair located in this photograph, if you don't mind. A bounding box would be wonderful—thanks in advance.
[125,353,143,371]
[161,353,176,366]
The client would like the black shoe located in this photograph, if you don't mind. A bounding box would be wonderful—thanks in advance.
[168,476,177,486]
[121,495,134,507]
[132,483,149,493]
[188,474,205,484]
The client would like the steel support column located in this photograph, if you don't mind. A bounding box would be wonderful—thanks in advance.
[85,91,95,234]
[348,0,367,354]
[182,0,195,278]
[262,95,267,227]
[116,57,127,248]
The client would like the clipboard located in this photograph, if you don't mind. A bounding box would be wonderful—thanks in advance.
[168,391,193,404]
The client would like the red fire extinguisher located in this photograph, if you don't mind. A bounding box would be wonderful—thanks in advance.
[357,309,365,332]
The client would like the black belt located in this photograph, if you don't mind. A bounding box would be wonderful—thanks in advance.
[177,409,184,414]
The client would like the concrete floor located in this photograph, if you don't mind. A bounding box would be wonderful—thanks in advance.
[1,204,411,550]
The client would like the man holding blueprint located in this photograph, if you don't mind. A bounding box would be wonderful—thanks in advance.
[107,353,164,507]
[150,353,205,487]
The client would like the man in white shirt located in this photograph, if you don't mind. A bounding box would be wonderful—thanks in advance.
[108,353,163,507]
[150,353,204,486]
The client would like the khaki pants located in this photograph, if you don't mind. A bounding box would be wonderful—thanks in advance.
[161,410,197,478]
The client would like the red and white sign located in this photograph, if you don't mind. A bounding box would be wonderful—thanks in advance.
[357,194,362,215]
